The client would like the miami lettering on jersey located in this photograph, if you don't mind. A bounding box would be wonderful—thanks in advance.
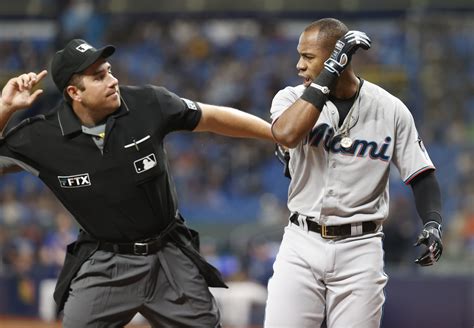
[306,124,391,161]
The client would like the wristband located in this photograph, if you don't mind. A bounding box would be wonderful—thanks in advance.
[300,69,338,111]
[309,83,330,94]
[300,85,328,112]
[424,220,442,232]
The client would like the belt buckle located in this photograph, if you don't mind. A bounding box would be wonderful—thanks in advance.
[133,242,149,255]
[321,225,336,239]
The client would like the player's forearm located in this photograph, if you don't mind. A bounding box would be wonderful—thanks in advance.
[271,99,321,148]
[410,170,443,225]
[194,103,274,141]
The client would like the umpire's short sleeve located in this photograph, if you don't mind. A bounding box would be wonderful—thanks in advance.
[0,129,39,176]
[0,139,18,169]
[151,86,202,135]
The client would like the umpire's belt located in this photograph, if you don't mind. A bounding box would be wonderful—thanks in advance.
[98,236,168,255]
[290,213,378,239]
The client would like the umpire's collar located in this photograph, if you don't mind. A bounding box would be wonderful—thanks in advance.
[57,96,129,137]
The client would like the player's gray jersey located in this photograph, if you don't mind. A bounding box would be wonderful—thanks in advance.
[270,80,434,225]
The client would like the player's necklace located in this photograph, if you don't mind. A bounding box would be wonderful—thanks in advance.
[340,131,353,148]
[335,82,362,149]
[335,103,356,149]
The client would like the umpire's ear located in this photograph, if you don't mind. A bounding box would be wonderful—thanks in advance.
[65,85,82,103]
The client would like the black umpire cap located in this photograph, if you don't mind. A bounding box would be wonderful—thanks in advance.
[51,39,115,92]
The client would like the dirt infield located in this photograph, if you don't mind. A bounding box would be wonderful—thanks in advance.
[0,316,266,327]
[0,316,263,327]
[0,317,149,327]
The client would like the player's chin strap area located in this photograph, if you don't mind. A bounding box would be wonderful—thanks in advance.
[289,213,380,239]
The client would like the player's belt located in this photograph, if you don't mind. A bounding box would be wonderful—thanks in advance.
[289,213,378,239]
[98,235,169,255]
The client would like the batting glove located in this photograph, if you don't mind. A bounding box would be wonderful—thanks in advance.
[324,30,372,76]
[301,30,371,111]
[414,221,443,266]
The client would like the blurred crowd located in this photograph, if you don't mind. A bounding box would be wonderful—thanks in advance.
[0,0,473,316]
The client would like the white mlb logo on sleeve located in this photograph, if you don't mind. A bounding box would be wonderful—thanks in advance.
[181,98,197,110]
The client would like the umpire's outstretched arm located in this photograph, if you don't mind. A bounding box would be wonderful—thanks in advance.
[194,102,274,141]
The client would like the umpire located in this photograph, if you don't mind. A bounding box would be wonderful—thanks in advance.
[0,39,273,327]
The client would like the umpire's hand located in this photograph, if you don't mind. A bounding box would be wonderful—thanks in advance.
[414,221,443,266]
[0,70,47,112]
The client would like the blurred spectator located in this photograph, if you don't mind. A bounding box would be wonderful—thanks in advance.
[460,207,474,257]
[0,185,32,227]
[445,203,474,264]
[3,238,40,316]
[39,211,77,276]
[383,194,418,267]
[57,0,107,45]
[245,237,278,286]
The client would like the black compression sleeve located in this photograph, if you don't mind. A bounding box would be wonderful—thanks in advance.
[409,170,442,225]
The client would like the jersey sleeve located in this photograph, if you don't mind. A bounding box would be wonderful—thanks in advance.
[270,86,301,123]
[0,140,19,168]
[151,86,202,135]
[391,100,435,184]
[0,129,39,176]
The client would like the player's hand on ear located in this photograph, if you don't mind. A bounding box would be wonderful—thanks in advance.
[414,221,443,266]
[302,30,371,110]
[324,31,371,76]
[0,70,48,112]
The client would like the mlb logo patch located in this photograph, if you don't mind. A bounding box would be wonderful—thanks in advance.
[76,43,93,53]
[134,153,157,174]
[181,98,197,110]
[58,173,91,188]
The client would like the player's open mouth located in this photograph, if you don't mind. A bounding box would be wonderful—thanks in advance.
[107,90,119,98]
[303,77,312,87]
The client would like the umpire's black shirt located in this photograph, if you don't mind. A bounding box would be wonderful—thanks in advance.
[0,85,201,242]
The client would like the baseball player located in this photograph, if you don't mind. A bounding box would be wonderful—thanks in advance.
[0,39,273,327]
[266,18,443,327]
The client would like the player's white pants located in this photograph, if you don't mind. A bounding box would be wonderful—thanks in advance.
[264,222,388,328]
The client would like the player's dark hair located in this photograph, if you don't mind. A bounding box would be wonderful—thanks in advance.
[305,18,348,46]
[64,73,85,105]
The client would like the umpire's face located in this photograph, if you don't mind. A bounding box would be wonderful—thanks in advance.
[296,29,333,87]
[71,58,120,115]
